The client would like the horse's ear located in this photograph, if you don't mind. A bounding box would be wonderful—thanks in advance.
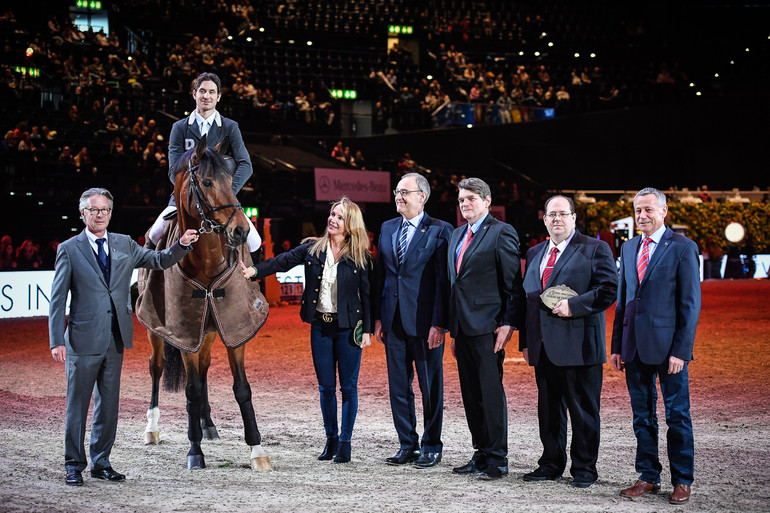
[214,136,231,156]
[194,134,208,161]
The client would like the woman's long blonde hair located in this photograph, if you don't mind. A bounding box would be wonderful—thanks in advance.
[304,196,371,268]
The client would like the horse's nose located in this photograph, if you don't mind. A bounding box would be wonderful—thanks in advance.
[231,225,248,246]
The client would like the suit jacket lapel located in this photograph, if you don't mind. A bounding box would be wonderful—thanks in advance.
[457,215,492,275]
[402,214,431,264]
[548,232,581,287]
[642,228,673,284]
[527,242,549,291]
[390,220,400,261]
[449,226,463,280]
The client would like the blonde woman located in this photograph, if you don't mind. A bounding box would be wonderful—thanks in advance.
[241,197,372,463]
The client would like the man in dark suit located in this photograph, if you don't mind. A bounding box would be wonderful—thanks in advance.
[611,187,701,505]
[149,72,259,255]
[49,187,198,486]
[519,195,617,488]
[373,172,452,468]
[447,177,523,480]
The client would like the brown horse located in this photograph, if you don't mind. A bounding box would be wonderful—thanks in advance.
[138,135,270,470]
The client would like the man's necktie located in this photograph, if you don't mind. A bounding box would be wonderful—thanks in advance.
[201,120,209,136]
[455,228,474,273]
[637,237,652,282]
[542,247,559,289]
[397,220,410,265]
[96,238,109,283]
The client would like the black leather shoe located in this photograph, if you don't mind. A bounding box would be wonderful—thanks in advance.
[477,464,509,481]
[318,436,339,461]
[522,467,562,482]
[385,448,420,465]
[413,452,442,468]
[333,441,351,463]
[452,459,485,475]
[570,473,597,488]
[90,467,125,481]
[65,469,83,486]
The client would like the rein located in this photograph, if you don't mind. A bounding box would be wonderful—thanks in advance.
[186,156,242,237]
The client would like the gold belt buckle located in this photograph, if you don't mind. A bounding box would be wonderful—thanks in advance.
[322,313,334,323]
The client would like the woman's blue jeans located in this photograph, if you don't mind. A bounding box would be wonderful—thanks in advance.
[310,319,362,443]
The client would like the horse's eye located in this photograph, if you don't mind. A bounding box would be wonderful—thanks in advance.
[202,179,213,187]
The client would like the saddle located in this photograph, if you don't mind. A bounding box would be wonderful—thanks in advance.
[135,219,269,352]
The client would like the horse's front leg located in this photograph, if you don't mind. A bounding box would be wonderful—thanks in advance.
[180,347,205,469]
[227,345,272,471]
[144,333,165,444]
[199,339,219,440]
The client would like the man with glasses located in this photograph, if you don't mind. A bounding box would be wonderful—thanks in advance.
[373,173,452,468]
[49,188,198,486]
[519,195,617,488]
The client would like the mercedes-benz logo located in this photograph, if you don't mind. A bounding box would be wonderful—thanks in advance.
[320,176,330,194]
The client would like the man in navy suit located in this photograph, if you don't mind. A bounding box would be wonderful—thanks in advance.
[447,177,523,480]
[373,173,452,468]
[611,187,701,505]
[149,72,260,255]
[519,195,617,488]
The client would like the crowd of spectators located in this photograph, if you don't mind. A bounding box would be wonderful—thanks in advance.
[0,2,761,267]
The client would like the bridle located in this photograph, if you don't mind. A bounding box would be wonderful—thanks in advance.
[186,156,242,238]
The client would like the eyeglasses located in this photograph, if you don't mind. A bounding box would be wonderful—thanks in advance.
[393,189,422,197]
[545,211,574,220]
[85,208,112,216]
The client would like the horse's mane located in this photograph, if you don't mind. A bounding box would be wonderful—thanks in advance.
[171,146,231,181]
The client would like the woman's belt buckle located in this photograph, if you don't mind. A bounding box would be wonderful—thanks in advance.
[322,312,334,323]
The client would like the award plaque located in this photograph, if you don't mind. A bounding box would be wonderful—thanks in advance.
[540,284,578,309]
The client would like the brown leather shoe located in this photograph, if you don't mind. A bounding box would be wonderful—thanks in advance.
[620,480,661,498]
[669,484,691,504]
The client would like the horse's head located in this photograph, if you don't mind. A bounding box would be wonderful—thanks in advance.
[173,135,250,247]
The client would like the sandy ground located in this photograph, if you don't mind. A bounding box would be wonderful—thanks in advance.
[0,280,769,513]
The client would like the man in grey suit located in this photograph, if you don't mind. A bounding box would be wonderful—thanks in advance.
[519,195,618,488]
[373,172,452,468]
[49,187,198,486]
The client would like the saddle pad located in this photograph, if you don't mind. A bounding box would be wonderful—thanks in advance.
[135,221,269,352]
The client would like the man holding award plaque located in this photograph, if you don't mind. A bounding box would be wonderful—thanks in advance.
[519,195,618,488]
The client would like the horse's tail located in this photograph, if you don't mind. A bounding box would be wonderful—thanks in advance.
[162,342,186,392]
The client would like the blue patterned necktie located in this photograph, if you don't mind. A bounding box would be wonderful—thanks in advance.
[397,220,410,265]
[96,238,109,282]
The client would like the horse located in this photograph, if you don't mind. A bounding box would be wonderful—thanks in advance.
[136,135,271,470]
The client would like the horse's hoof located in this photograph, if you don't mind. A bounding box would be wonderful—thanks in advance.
[144,431,160,445]
[202,426,219,440]
[250,445,272,471]
[187,455,206,469]
[251,456,272,471]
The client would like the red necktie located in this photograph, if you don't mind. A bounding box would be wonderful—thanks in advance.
[455,228,474,273]
[637,237,652,282]
[541,247,558,289]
